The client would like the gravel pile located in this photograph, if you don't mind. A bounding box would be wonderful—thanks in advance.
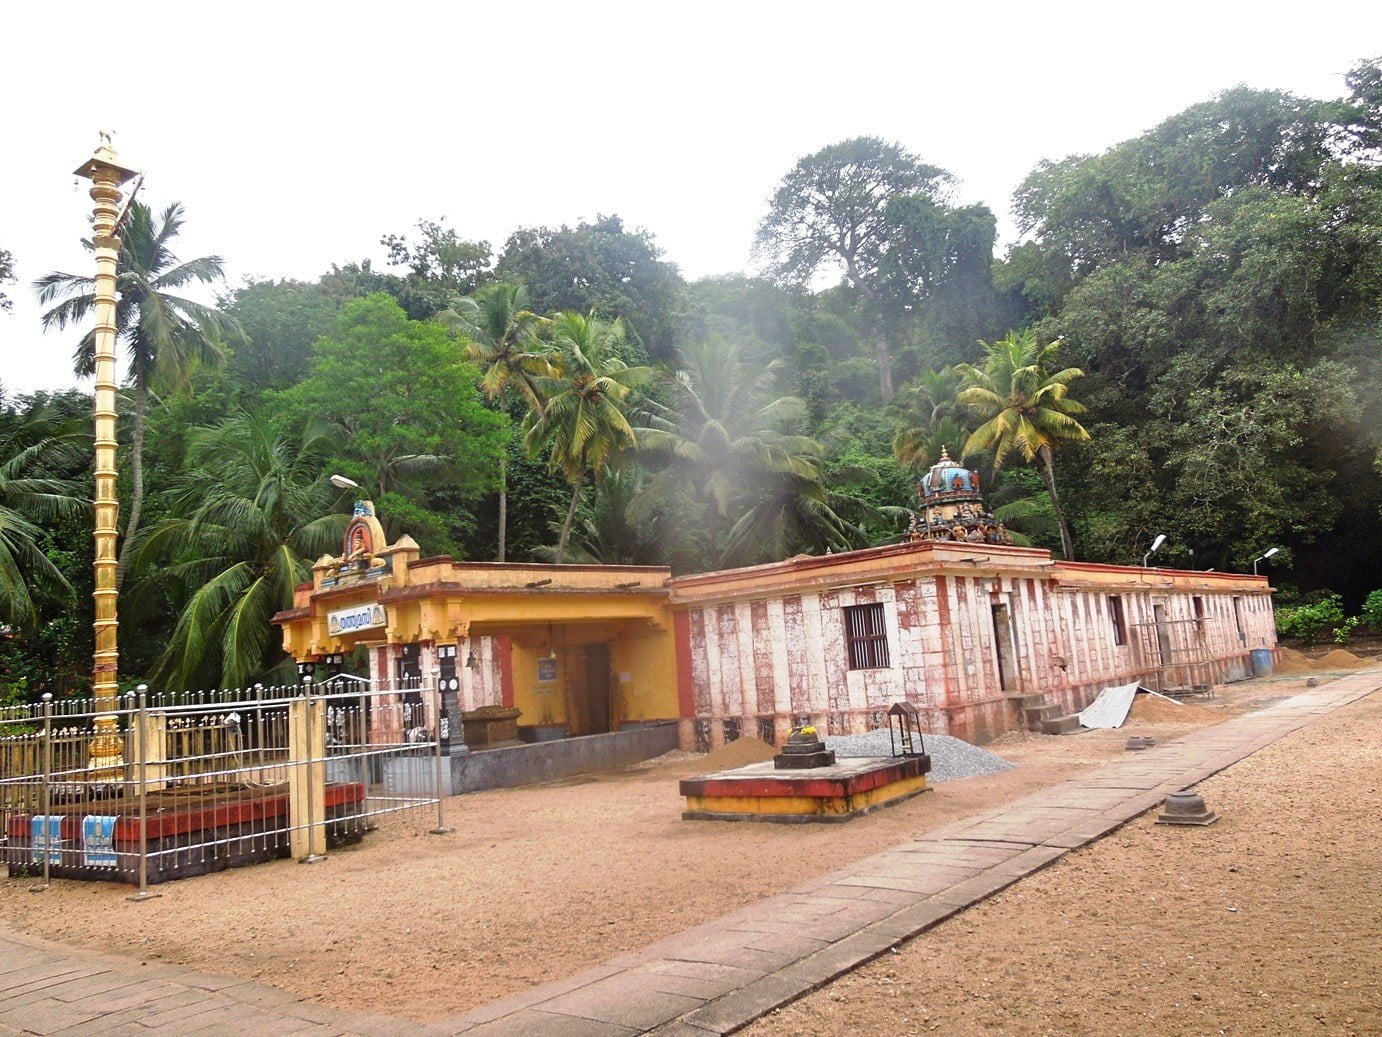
[823,729,1015,783]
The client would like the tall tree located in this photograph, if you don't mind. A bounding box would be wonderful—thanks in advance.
[496,215,684,361]
[278,294,507,553]
[1011,87,1347,287]
[132,410,345,690]
[0,408,88,630]
[440,282,552,561]
[955,330,1089,560]
[222,278,343,392]
[381,218,493,319]
[523,313,651,562]
[532,469,666,567]
[634,337,826,564]
[892,415,971,474]
[35,201,242,586]
[755,137,952,401]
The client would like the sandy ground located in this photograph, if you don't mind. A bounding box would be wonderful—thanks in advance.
[0,671,1357,1022]
[751,681,1381,1037]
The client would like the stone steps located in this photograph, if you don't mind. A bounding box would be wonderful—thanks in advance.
[1011,692,1081,736]
[1040,713,1081,735]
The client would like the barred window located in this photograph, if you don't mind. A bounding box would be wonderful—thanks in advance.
[844,603,891,670]
[1109,595,1128,646]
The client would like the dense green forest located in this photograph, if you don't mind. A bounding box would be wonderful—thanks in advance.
[3,59,1380,697]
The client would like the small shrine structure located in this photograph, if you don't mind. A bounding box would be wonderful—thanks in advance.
[907,447,1012,545]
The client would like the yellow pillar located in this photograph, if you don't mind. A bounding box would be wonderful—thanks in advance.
[73,135,138,777]
[288,698,327,860]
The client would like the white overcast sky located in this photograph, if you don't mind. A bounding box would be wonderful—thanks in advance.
[2,0,1378,394]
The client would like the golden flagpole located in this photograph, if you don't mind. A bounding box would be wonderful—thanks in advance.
[73,133,138,776]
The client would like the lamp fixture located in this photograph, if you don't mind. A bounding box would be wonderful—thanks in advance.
[329,474,359,490]
[1252,547,1280,576]
[1144,534,1167,568]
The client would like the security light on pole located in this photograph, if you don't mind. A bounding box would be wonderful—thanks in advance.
[1144,534,1166,568]
[1252,547,1280,576]
[330,474,359,490]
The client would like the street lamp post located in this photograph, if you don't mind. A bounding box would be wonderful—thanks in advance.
[74,134,138,777]
[1252,547,1280,576]
[1143,533,1167,569]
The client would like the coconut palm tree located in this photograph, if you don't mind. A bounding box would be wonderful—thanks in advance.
[523,313,652,563]
[892,416,973,473]
[532,469,666,566]
[892,368,963,470]
[35,201,242,586]
[0,410,88,629]
[634,337,833,564]
[440,283,552,561]
[954,330,1089,559]
[131,410,345,690]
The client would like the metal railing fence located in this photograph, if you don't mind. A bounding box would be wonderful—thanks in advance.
[0,679,447,893]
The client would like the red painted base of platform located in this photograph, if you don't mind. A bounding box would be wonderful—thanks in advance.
[680,755,930,800]
[680,754,932,823]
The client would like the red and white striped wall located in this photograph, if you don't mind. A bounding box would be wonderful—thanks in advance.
[673,565,1277,747]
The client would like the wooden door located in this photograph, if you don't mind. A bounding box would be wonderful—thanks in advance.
[584,643,612,734]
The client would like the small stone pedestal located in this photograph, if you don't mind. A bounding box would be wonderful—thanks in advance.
[773,730,835,769]
[462,706,522,748]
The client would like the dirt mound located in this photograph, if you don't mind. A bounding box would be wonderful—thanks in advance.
[1315,648,1366,669]
[700,734,777,770]
[1128,692,1225,725]
[1275,646,1367,674]
[1275,647,1315,674]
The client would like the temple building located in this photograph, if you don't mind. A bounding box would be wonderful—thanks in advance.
[273,469,1277,758]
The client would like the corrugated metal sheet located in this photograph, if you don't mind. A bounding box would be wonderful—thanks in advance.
[1078,681,1141,729]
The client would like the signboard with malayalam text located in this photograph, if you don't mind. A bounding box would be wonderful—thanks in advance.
[327,602,386,638]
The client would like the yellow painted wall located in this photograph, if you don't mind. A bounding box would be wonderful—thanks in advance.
[506,621,676,734]
[509,630,569,729]
[611,630,678,723]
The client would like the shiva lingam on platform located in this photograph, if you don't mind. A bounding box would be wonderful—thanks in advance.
[680,711,932,824]
[772,726,835,769]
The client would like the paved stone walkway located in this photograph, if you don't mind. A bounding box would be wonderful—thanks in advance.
[447,670,1380,1035]
[0,669,1375,1036]
[0,924,440,1036]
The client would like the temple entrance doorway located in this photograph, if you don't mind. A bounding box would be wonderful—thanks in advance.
[991,602,1019,692]
[582,643,613,735]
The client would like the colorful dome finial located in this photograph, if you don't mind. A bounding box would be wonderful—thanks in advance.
[911,443,1012,547]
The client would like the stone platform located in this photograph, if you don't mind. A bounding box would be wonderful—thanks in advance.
[680,755,931,823]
